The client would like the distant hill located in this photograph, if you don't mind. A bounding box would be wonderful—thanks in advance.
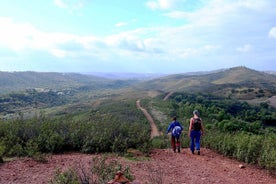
[265,71,276,75]
[135,66,276,100]
[0,71,136,94]
[83,72,167,80]
[1,67,275,100]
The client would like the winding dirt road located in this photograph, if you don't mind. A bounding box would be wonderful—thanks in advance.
[136,100,160,138]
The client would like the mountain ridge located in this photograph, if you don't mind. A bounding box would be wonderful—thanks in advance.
[135,66,276,100]
[0,67,275,99]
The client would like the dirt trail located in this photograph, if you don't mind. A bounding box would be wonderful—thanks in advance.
[136,148,276,184]
[136,100,160,138]
[0,149,275,184]
[163,92,174,101]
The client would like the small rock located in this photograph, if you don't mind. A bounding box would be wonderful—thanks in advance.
[239,164,245,169]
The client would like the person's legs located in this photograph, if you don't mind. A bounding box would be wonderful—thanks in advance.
[171,136,176,152]
[176,136,180,152]
[190,131,195,154]
[195,131,201,155]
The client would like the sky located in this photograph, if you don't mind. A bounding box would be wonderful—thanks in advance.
[0,0,275,74]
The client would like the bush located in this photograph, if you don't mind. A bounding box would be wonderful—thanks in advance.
[0,143,5,163]
[203,129,276,172]
[91,156,134,183]
[50,168,79,184]
[151,137,167,149]
[259,133,276,171]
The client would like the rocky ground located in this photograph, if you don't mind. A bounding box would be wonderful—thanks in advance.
[0,148,275,184]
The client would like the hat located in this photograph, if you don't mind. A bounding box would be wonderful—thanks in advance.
[193,110,199,115]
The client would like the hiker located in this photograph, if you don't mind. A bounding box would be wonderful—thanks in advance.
[188,110,204,155]
[167,117,183,153]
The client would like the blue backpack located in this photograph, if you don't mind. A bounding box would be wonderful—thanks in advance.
[172,126,182,137]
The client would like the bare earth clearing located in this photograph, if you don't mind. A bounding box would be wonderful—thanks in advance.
[0,148,275,184]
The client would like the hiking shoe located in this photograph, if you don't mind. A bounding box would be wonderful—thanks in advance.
[197,150,200,155]
[191,151,194,154]
[178,148,180,153]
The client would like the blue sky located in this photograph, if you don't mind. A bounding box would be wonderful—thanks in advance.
[0,0,275,74]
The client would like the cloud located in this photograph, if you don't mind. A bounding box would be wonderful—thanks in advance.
[163,11,188,19]
[115,22,128,27]
[163,0,267,28]
[54,0,67,8]
[0,17,39,50]
[0,17,102,58]
[269,27,276,38]
[146,0,181,10]
[53,0,84,10]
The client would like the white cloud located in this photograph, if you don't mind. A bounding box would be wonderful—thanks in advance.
[0,17,102,58]
[163,11,188,19]
[0,17,37,50]
[54,0,67,8]
[236,44,252,53]
[53,0,84,10]
[269,27,276,38]
[163,0,267,28]
[146,0,180,10]
[115,22,128,27]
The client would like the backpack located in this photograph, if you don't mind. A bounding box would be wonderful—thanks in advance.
[192,118,202,131]
[172,126,182,137]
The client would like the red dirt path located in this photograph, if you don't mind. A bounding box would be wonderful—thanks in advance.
[136,100,160,138]
[0,148,275,184]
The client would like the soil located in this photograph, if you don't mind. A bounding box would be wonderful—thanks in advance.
[0,148,275,184]
[136,100,161,138]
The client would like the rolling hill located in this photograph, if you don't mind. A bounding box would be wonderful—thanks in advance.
[135,66,276,100]
[0,66,275,118]
[0,71,139,94]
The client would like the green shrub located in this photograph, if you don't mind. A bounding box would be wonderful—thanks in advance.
[151,137,167,149]
[50,168,79,184]
[0,142,5,163]
[259,133,276,171]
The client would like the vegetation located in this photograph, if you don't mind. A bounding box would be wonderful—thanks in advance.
[50,156,134,184]
[0,100,151,158]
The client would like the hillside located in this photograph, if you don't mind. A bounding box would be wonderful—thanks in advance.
[0,71,134,94]
[1,66,275,119]
[135,66,276,100]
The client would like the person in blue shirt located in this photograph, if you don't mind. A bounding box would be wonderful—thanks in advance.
[167,117,183,153]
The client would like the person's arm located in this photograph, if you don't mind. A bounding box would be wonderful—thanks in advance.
[188,118,193,137]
